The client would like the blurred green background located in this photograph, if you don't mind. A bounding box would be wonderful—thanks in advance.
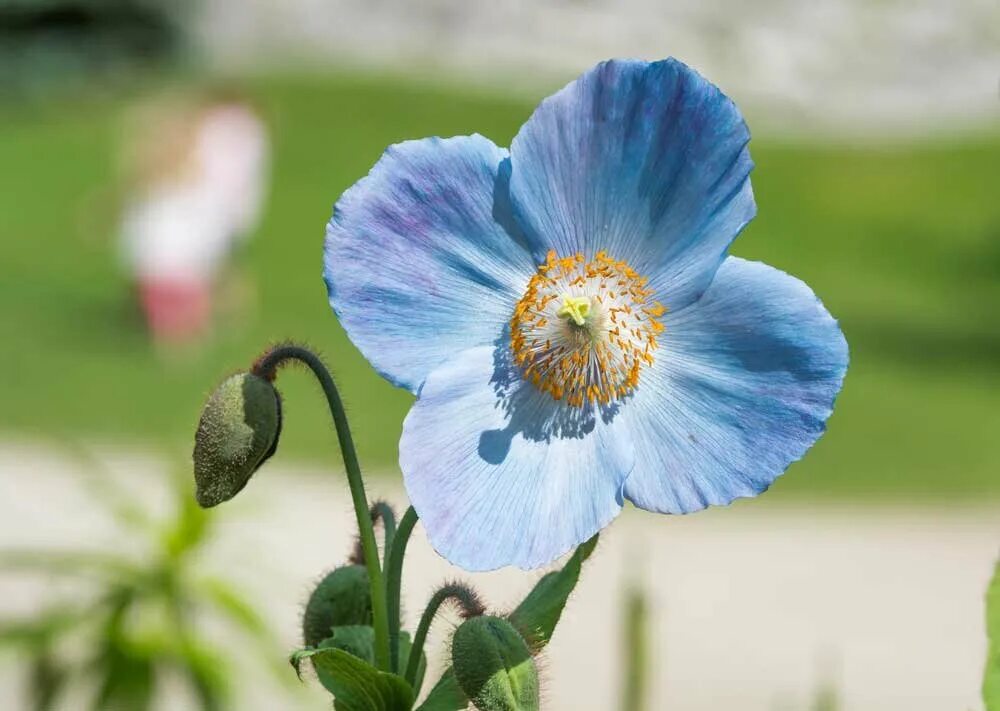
[1,0,998,505]
[2,73,998,499]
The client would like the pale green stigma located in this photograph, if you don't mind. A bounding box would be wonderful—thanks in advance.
[556,294,591,326]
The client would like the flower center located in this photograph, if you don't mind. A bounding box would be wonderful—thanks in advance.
[510,250,665,407]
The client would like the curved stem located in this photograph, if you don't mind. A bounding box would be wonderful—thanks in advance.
[253,345,390,671]
[372,501,397,568]
[405,582,484,691]
[350,501,398,569]
[386,506,417,674]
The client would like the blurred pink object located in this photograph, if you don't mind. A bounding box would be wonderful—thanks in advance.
[120,94,269,346]
[138,278,212,343]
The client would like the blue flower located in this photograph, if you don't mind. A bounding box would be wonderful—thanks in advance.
[324,58,848,571]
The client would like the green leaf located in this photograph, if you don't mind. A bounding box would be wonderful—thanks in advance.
[508,534,598,651]
[0,607,88,647]
[174,638,230,711]
[318,626,424,691]
[290,646,414,711]
[198,577,269,637]
[91,643,154,711]
[195,576,292,685]
[985,559,1000,710]
[0,550,139,581]
[163,489,211,559]
[29,650,66,711]
[321,625,377,665]
[415,669,468,711]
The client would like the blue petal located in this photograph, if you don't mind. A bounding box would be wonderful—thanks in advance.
[621,257,848,513]
[325,135,535,393]
[399,345,634,571]
[508,58,755,311]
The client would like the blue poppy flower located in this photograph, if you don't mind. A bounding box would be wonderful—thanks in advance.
[324,58,848,571]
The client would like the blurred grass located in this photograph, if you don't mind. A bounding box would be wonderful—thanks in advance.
[0,72,998,499]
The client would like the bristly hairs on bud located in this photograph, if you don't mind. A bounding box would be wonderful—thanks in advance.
[349,500,397,566]
[404,581,486,689]
[301,565,373,648]
[452,615,540,711]
[193,371,282,507]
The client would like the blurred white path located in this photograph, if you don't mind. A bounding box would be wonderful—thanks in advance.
[0,440,996,710]
[198,0,1000,136]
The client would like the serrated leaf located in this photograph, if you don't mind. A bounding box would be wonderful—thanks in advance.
[290,646,414,711]
[985,559,1000,710]
[414,669,467,711]
[508,534,598,651]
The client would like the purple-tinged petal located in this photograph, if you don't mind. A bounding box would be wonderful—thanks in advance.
[325,135,534,393]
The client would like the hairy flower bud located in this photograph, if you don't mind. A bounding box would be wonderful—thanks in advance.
[302,566,372,648]
[452,615,539,711]
[193,372,281,508]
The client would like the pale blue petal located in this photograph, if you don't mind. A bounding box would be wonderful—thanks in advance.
[400,345,634,571]
[508,58,755,311]
[325,135,535,393]
[621,258,848,512]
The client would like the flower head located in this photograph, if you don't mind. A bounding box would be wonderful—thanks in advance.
[324,58,848,571]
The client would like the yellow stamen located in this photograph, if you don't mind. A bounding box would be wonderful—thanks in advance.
[508,250,666,407]
[555,295,591,326]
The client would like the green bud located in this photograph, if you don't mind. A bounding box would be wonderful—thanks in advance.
[193,372,281,508]
[452,616,539,711]
[302,566,372,648]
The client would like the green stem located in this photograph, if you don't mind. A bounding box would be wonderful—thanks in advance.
[386,506,417,674]
[405,582,484,691]
[253,345,390,671]
[371,501,397,568]
[620,585,648,711]
[351,502,398,569]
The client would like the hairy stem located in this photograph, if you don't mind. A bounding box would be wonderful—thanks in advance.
[253,344,390,671]
[351,501,397,569]
[385,506,417,674]
[405,582,485,691]
[372,501,397,563]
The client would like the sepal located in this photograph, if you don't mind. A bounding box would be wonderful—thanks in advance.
[452,616,538,711]
[302,566,372,648]
[290,646,414,711]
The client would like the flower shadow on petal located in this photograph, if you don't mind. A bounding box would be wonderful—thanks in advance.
[491,157,532,255]
[477,331,624,465]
